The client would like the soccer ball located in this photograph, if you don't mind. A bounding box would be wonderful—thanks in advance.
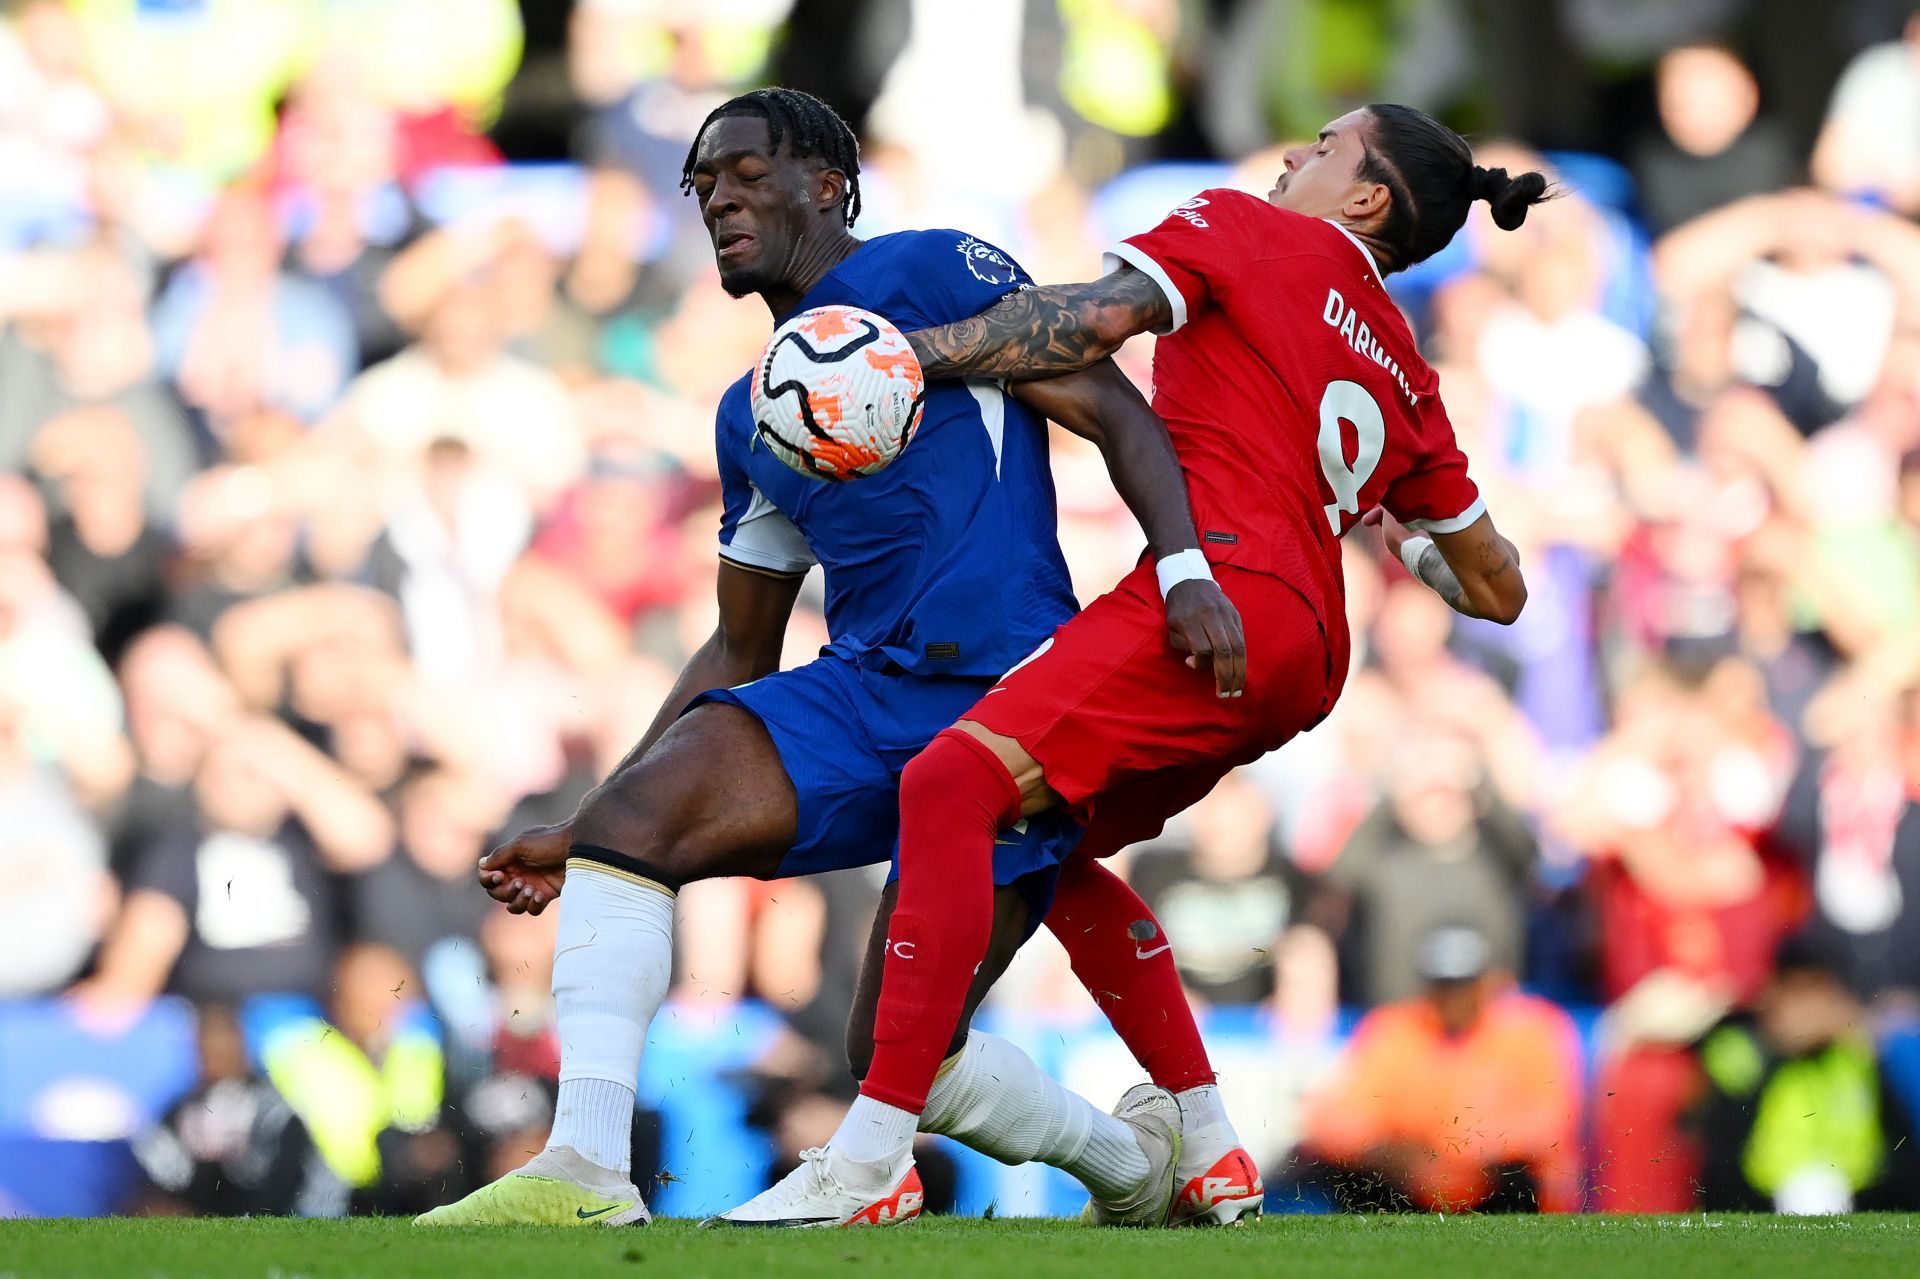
[751,305,926,481]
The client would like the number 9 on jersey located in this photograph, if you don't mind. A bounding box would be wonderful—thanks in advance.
[751,305,928,482]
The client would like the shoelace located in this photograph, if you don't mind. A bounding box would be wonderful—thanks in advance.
[795,1147,841,1196]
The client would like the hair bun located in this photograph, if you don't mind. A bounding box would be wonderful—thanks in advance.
[1471,164,1551,231]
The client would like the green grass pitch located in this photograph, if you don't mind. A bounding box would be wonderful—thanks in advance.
[4,1215,1919,1279]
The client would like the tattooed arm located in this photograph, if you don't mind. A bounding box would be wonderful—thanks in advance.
[906,265,1173,382]
[1370,510,1527,625]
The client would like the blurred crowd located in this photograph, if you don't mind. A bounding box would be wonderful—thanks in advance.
[7,0,1920,1220]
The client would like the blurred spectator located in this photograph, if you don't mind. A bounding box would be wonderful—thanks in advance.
[150,187,359,425]
[130,1002,340,1218]
[1471,200,1651,479]
[1126,770,1307,1006]
[0,241,202,515]
[1632,45,1796,235]
[1562,662,1802,1011]
[272,57,420,371]
[1692,957,1920,1211]
[1655,192,1920,419]
[1775,679,1920,1001]
[1814,10,1920,213]
[1290,927,1584,1213]
[253,944,448,1202]
[1321,724,1538,1006]
[110,626,236,878]
[74,718,391,1020]
[37,405,173,664]
[0,686,111,997]
[0,545,133,809]
[342,251,582,507]
[351,766,501,973]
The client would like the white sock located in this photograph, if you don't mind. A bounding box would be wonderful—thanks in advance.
[828,1095,919,1184]
[546,864,676,1176]
[920,1030,1148,1201]
[551,1077,637,1173]
[1175,1083,1240,1144]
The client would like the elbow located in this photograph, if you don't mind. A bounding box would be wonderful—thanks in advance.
[1481,580,1528,626]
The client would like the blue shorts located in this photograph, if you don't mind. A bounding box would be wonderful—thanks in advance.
[690,654,1080,918]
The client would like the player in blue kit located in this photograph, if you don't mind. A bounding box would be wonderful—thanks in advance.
[415,89,1244,1228]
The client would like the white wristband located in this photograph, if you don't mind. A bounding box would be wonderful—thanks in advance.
[1398,535,1436,581]
[1156,548,1215,599]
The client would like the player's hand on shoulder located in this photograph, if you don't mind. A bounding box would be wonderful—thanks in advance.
[480,821,572,914]
[1165,578,1247,698]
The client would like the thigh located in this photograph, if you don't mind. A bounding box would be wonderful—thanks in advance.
[846,881,1034,1079]
[694,659,905,878]
[572,699,799,884]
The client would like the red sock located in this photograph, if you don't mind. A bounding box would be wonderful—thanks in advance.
[1048,851,1216,1094]
[861,728,1016,1113]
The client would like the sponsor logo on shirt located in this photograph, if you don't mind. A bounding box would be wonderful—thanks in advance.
[1170,196,1210,228]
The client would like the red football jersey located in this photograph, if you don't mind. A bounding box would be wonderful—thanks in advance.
[1108,189,1484,659]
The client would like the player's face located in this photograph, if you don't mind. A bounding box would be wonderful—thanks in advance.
[1268,109,1387,224]
[688,116,837,299]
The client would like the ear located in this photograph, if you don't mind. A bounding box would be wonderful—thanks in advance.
[814,166,847,216]
[1345,180,1391,224]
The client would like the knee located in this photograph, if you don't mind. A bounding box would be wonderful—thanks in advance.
[898,734,960,805]
[572,783,711,888]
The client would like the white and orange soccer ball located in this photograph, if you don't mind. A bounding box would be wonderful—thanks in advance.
[750,305,926,481]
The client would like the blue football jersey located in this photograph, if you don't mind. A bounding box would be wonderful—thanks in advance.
[715,230,1077,680]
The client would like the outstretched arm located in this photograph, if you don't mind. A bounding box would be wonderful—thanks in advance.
[1012,361,1245,695]
[1369,509,1527,625]
[906,266,1172,382]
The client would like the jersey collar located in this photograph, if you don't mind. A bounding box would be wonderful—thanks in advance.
[1322,219,1382,279]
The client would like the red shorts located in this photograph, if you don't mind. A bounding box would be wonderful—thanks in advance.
[967,559,1339,850]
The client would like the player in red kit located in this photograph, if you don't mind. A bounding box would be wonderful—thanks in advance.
[719,104,1547,1230]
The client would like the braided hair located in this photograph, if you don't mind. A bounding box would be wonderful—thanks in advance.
[680,88,863,228]
[1355,103,1552,272]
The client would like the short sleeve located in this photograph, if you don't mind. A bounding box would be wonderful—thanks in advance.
[1101,189,1252,335]
[714,400,815,577]
[1381,396,1487,534]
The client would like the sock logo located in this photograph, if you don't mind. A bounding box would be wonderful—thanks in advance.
[889,940,917,960]
[1129,918,1169,959]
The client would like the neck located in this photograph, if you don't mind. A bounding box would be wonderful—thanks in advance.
[761,224,861,319]
[1351,226,1396,275]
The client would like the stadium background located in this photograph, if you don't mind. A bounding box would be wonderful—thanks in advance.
[3,0,1920,1222]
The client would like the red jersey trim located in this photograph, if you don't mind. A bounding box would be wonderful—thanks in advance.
[1102,241,1187,334]
[1402,494,1487,535]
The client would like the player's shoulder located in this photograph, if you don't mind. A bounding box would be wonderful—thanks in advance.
[1151,189,1351,257]
[863,228,1028,288]
[713,371,755,454]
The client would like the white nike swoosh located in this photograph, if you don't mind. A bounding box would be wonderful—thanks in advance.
[1135,944,1172,960]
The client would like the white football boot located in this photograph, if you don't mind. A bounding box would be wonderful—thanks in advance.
[702,1147,925,1229]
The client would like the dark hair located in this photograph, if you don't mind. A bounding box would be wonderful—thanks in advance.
[1355,103,1552,272]
[680,87,863,227]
